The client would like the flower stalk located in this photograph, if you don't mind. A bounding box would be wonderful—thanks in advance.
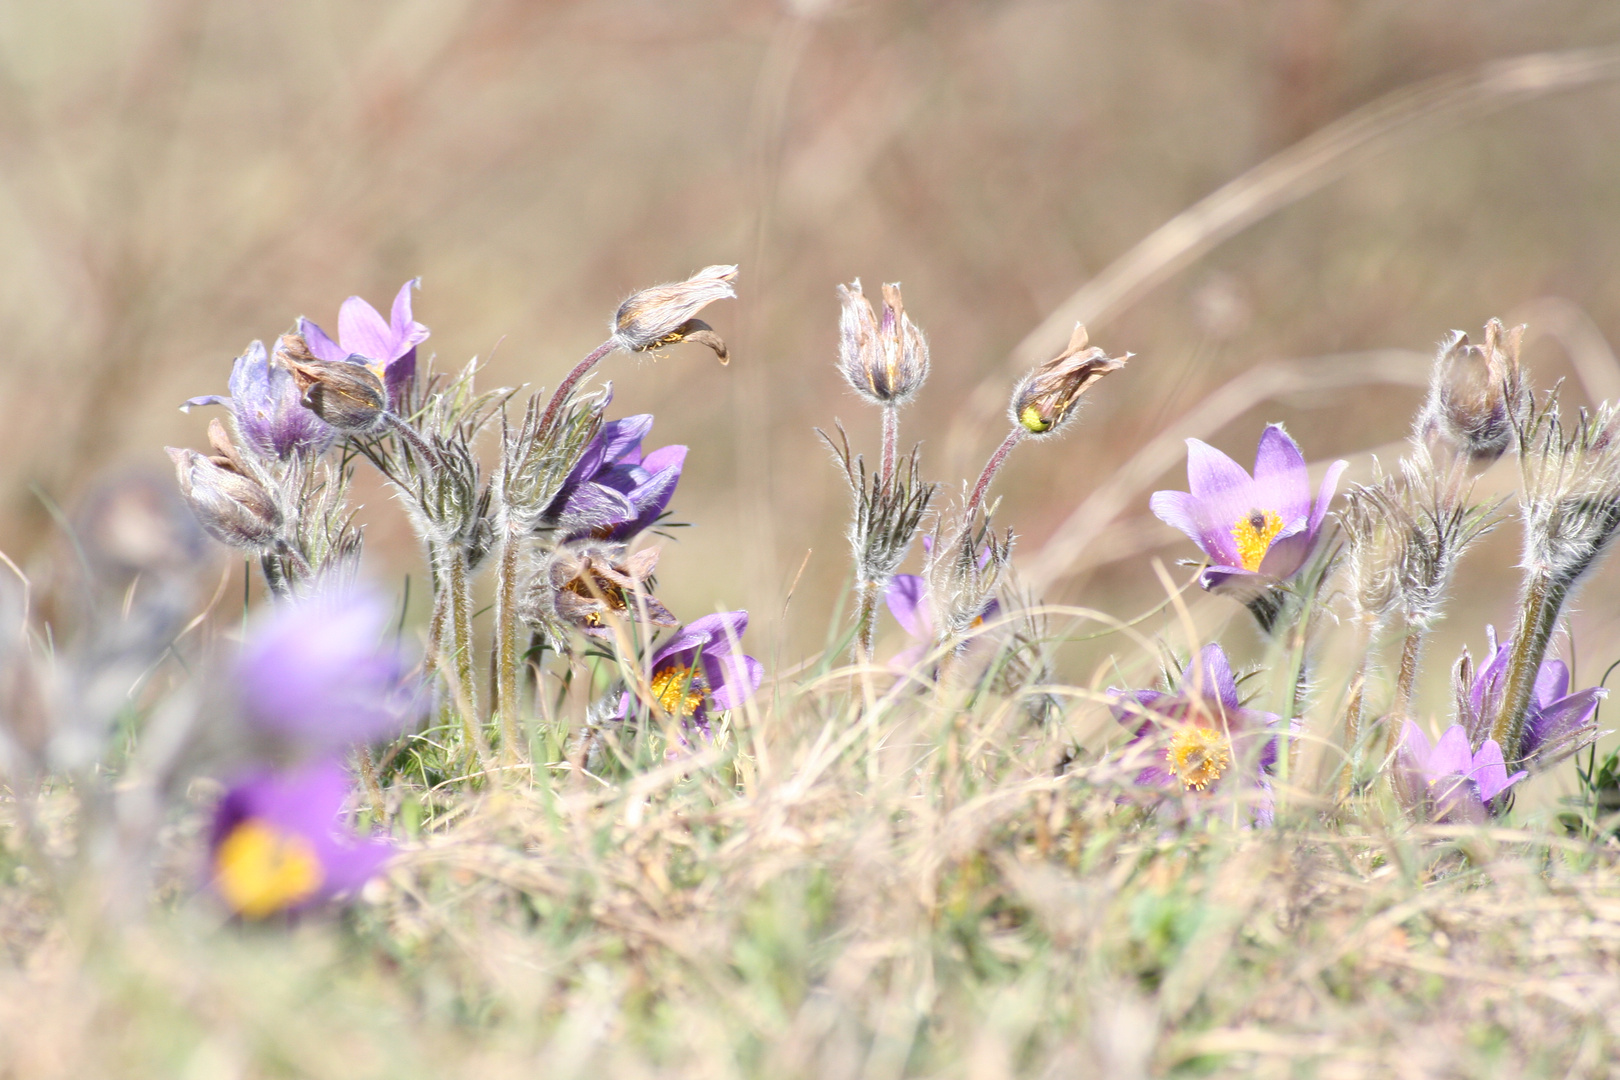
[1490,570,1567,762]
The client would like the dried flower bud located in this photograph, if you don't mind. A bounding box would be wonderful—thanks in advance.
[283,344,388,434]
[167,445,282,551]
[1416,319,1525,464]
[613,264,738,362]
[1009,323,1128,436]
[525,544,677,639]
[837,279,929,406]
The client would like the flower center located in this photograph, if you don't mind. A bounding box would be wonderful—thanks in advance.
[1018,403,1053,433]
[1230,508,1285,572]
[650,664,706,718]
[1166,725,1232,791]
[214,819,324,919]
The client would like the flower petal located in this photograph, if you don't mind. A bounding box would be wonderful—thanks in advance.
[1249,424,1312,526]
[1429,725,1473,777]
[1187,642,1239,712]
[337,295,394,365]
[298,318,349,364]
[884,574,930,641]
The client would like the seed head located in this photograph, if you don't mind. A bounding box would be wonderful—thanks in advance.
[613,264,737,362]
[1009,323,1128,437]
[281,335,388,434]
[1415,319,1526,464]
[836,279,929,406]
[167,430,283,551]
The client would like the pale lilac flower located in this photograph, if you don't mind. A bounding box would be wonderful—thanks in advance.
[182,340,334,459]
[883,573,998,674]
[620,611,763,739]
[1110,643,1286,822]
[1456,626,1606,770]
[208,760,392,920]
[299,279,429,407]
[1150,425,1347,593]
[1393,721,1525,823]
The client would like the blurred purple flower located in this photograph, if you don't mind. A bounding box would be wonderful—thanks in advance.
[1150,425,1347,594]
[883,573,999,674]
[208,759,392,920]
[182,340,334,459]
[1456,625,1606,769]
[298,279,429,408]
[543,414,686,541]
[1110,643,1286,822]
[1393,721,1525,824]
[236,590,416,752]
[620,610,763,738]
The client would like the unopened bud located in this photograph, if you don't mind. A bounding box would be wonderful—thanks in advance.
[837,279,928,406]
[1009,323,1128,436]
[1417,319,1524,464]
[167,446,282,551]
[613,264,737,362]
[284,346,388,434]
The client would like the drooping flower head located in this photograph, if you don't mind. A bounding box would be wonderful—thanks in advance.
[612,264,737,363]
[837,279,929,407]
[208,760,392,920]
[1150,424,1347,594]
[182,339,336,459]
[1392,722,1526,824]
[1414,319,1526,465]
[1110,644,1286,821]
[620,611,763,739]
[540,414,686,542]
[1455,626,1606,770]
[1009,323,1128,437]
[235,588,417,755]
[298,279,429,408]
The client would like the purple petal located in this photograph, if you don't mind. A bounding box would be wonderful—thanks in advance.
[388,279,431,357]
[182,394,230,411]
[1248,425,1312,527]
[703,652,763,711]
[1429,725,1473,777]
[556,482,636,535]
[1184,439,1257,567]
[884,575,931,641]
[1109,689,1170,729]
[337,294,394,365]
[1149,489,1213,549]
[1306,459,1349,540]
[1132,765,1177,789]
[1187,643,1239,711]
[298,318,349,365]
[1521,687,1605,758]
[651,610,748,667]
[1467,739,1520,803]
[1533,659,1571,708]
[640,444,687,475]
[1198,564,1264,593]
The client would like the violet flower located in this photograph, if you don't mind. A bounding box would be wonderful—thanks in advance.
[183,340,334,459]
[236,590,416,753]
[209,759,392,920]
[1150,425,1347,594]
[541,414,686,541]
[298,279,429,408]
[1456,626,1606,770]
[883,573,999,674]
[1110,643,1286,822]
[1392,721,1525,824]
[620,611,763,739]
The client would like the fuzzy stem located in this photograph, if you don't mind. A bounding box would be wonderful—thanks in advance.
[1491,569,1568,762]
[258,551,292,599]
[537,339,617,437]
[1388,629,1425,753]
[492,522,525,763]
[447,547,479,746]
[356,745,386,822]
[852,578,883,665]
[965,429,1024,523]
[880,405,898,493]
[384,412,441,466]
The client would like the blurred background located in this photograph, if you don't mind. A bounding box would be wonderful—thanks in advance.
[5,0,1620,761]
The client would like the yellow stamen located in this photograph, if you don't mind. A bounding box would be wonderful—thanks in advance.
[214,819,324,919]
[1166,726,1232,791]
[650,664,705,718]
[1230,508,1285,572]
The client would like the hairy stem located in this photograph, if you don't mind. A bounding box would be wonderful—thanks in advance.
[965,429,1024,523]
[1387,629,1425,754]
[492,522,525,762]
[852,578,882,665]
[537,339,617,437]
[1491,569,1568,762]
[355,745,386,822]
[447,547,479,745]
[880,405,898,493]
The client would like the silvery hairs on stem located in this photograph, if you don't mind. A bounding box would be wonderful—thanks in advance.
[822,423,937,594]
[1515,393,1620,596]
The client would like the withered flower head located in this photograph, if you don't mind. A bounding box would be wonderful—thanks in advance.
[1416,319,1526,464]
[1009,323,1128,437]
[167,424,282,551]
[837,279,929,406]
[612,264,738,363]
[529,544,677,639]
[281,334,388,434]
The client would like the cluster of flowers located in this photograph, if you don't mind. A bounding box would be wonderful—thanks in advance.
[169,270,768,915]
[1110,320,1613,825]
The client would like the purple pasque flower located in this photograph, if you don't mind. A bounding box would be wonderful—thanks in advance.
[209,759,392,920]
[298,279,429,408]
[236,589,417,753]
[883,573,999,673]
[620,610,763,738]
[183,340,335,459]
[1455,625,1606,769]
[542,413,686,542]
[1110,643,1285,821]
[1150,425,1347,594]
[1392,722,1526,824]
